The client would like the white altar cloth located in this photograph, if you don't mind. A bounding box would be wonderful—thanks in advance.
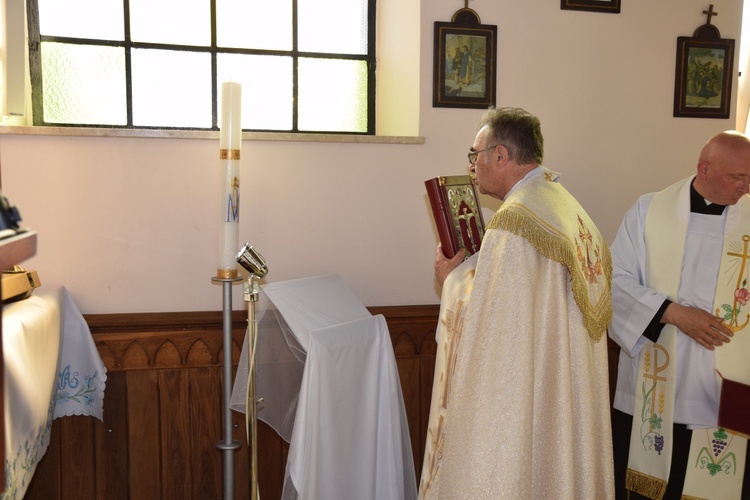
[2,291,59,498]
[231,274,417,500]
[1,286,106,499]
[52,287,106,420]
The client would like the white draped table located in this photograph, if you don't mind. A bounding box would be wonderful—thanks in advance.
[231,274,417,500]
[1,286,106,498]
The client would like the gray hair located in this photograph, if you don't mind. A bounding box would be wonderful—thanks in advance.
[477,107,544,165]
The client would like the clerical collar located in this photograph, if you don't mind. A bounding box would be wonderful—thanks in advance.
[690,180,726,215]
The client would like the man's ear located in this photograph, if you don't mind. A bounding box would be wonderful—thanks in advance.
[498,145,510,161]
[697,160,710,178]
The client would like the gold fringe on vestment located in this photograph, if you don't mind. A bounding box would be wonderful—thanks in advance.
[487,204,612,342]
[625,468,667,500]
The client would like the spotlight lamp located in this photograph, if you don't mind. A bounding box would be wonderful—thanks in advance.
[236,243,268,277]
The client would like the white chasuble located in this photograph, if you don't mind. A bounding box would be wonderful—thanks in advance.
[420,169,614,499]
[627,177,750,500]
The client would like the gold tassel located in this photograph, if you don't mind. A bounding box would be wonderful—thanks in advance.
[487,204,612,342]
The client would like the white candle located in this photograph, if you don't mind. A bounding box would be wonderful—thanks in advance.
[217,82,242,279]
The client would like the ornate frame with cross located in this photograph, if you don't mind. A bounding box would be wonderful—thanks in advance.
[433,1,497,109]
[673,4,736,119]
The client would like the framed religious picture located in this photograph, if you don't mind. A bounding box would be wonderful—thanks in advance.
[560,0,620,14]
[433,18,497,109]
[673,32,735,119]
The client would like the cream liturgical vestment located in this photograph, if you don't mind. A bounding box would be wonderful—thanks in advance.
[614,177,750,499]
[418,168,615,500]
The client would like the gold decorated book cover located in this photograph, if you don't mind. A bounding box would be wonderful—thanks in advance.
[425,175,485,259]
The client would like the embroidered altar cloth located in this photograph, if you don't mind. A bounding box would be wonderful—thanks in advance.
[1,286,106,499]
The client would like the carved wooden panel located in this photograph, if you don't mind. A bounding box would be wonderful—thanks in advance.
[24,305,440,500]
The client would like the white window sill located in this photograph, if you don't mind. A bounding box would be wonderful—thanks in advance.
[0,125,425,145]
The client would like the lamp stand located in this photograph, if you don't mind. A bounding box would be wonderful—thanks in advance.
[244,274,262,500]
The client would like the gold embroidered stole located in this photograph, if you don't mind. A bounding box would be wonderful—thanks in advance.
[628,178,749,500]
[486,172,612,341]
[626,180,684,498]
[418,255,478,499]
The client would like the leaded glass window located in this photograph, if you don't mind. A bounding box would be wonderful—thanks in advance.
[27,0,376,134]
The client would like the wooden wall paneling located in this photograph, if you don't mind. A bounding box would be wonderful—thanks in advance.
[158,369,192,499]
[230,362,252,499]
[59,416,96,500]
[395,356,421,476]
[372,305,440,478]
[230,409,251,499]
[125,369,161,500]
[389,320,422,476]
[24,419,62,499]
[22,305,460,499]
[188,366,222,500]
[256,419,286,498]
[226,325,253,499]
[94,370,129,500]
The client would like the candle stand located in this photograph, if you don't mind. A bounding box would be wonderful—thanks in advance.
[215,80,244,499]
[211,275,243,500]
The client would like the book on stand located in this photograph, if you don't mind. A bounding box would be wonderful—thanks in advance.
[425,175,485,259]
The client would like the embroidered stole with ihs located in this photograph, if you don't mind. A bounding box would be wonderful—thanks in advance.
[627,179,749,500]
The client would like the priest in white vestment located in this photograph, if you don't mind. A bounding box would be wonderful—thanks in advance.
[418,107,614,499]
[609,131,750,500]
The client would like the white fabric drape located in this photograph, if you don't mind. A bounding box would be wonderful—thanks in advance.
[281,314,417,500]
[231,274,417,500]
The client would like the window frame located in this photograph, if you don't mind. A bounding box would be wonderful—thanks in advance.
[25,0,377,135]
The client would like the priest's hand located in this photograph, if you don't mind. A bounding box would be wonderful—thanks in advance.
[662,302,733,351]
[435,244,466,287]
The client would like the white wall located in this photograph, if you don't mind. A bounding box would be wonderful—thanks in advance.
[0,0,744,314]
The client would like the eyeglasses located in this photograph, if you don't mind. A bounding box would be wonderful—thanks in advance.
[467,144,500,164]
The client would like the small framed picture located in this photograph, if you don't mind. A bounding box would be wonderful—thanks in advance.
[433,21,497,109]
[560,0,620,14]
[673,35,735,119]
